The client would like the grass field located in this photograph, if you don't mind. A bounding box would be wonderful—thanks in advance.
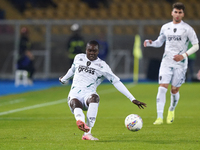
[0,83,199,150]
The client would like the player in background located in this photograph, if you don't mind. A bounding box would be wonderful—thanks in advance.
[66,23,85,66]
[197,70,200,80]
[59,40,147,140]
[143,2,199,125]
[17,27,35,84]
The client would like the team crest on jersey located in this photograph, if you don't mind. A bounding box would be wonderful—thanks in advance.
[87,61,91,66]
[173,28,177,33]
[79,58,83,61]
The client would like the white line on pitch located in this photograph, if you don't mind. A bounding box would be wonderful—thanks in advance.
[0,99,25,107]
[0,98,67,116]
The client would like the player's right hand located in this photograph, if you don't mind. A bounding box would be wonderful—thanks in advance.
[59,76,64,84]
[143,40,152,47]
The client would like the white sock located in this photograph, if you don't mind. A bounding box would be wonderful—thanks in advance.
[86,103,99,128]
[169,92,180,111]
[156,86,167,119]
[74,108,85,123]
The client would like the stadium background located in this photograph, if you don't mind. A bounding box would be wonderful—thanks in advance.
[0,0,200,81]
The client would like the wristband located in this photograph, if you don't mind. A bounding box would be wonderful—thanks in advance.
[182,53,188,58]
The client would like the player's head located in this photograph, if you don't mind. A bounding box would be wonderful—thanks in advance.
[171,2,185,23]
[20,27,29,36]
[86,40,99,61]
[172,2,185,11]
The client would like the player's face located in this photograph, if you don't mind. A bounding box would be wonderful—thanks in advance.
[171,8,184,23]
[86,44,99,61]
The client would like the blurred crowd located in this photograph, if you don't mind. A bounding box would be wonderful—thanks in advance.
[8,0,57,13]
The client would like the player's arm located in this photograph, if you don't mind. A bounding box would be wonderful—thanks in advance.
[59,67,74,84]
[144,35,165,48]
[113,81,147,109]
[173,44,199,62]
[144,27,166,48]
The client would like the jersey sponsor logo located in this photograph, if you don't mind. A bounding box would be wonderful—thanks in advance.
[168,35,181,41]
[78,65,95,74]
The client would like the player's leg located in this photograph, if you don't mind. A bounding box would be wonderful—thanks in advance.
[170,86,180,111]
[153,65,171,125]
[69,98,90,132]
[167,68,185,124]
[153,84,168,125]
[167,86,180,124]
[82,94,99,140]
[167,67,186,124]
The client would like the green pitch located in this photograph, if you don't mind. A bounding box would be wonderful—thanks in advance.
[0,83,199,150]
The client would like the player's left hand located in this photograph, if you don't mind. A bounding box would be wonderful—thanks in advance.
[132,100,147,109]
[173,55,184,62]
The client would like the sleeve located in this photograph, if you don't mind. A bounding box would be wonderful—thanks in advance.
[113,81,136,101]
[101,62,120,84]
[188,26,199,45]
[100,62,136,101]
[146,25,166,47]
[60,67,74,83]
[60,56,77,83]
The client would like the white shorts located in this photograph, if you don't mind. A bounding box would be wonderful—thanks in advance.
[158,64,186,87]
[67,87,99,114]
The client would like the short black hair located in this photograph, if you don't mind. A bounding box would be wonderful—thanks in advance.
[87,40,99,49]
[172,2,185,11]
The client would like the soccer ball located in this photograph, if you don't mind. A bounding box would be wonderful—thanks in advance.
[125,114,143,132]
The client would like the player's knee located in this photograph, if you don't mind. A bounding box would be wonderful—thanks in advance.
[171,87,179,94]
[70,98,83,110]
[87,94,100,105]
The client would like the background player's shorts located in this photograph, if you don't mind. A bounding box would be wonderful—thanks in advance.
[158,65,186,87]
[67,87,99,114]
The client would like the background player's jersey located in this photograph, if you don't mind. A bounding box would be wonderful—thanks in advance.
[158,21,198,69]
[70,53,120,91]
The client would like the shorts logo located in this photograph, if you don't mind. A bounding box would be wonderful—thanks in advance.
[159,76,162,81]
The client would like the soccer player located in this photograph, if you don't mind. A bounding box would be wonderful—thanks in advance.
[197,70,200,80]
[59,40,147,140]
[144,2,199,125]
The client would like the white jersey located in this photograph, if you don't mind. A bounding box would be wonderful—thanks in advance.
[147,21,199,69]
[63,53,120,92]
